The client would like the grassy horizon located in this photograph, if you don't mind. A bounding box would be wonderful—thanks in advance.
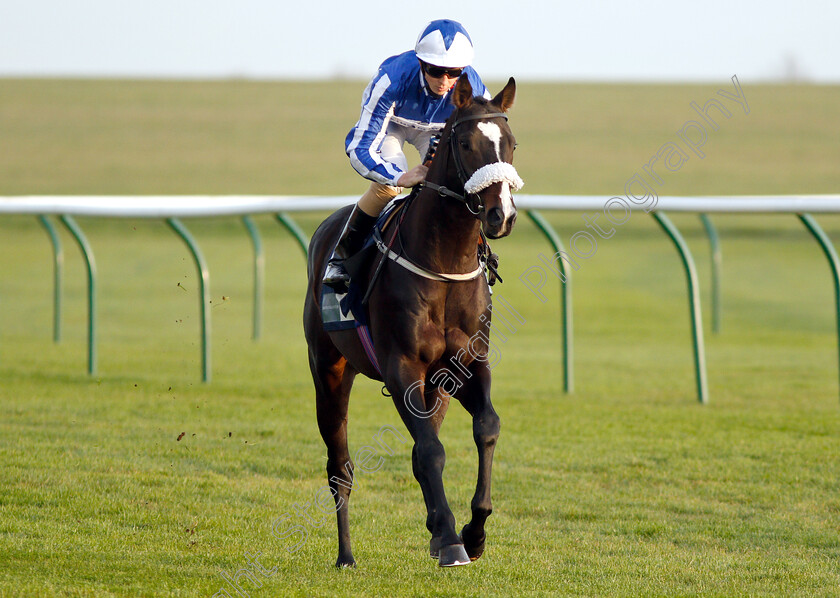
[2,78,839,196]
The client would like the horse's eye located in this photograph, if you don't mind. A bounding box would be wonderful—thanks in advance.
[459,140,471,150]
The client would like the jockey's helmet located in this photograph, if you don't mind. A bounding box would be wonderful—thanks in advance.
[414,19,474,68]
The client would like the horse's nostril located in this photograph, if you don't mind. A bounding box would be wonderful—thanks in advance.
[487,207,504,227]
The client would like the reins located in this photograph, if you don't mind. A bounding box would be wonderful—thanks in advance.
[360,190,417,305]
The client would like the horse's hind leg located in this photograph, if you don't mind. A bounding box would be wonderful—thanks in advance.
[457,365,500,561]
[310,350,357,568]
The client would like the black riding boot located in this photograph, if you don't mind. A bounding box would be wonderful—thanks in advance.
[323,205,378,292]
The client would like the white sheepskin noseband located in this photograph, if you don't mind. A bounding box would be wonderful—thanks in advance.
[464,162,525,195]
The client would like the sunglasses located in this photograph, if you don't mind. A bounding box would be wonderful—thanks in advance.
[424,64,464,79]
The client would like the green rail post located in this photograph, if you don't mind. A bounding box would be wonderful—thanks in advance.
[525,209,573,393]
[652,211,708,404]
[38,215,63,343]
[242,216,264,340]
[699,214,722,334]
[798,213,840,399]
[167,218,211,383]
[276,212,309,259]
[58,215,97,376]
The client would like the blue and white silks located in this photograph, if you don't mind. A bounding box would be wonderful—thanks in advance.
[345,50,489,186]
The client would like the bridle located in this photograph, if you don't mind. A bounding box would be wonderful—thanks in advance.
[366,108,518,290]
[422,111,510,216]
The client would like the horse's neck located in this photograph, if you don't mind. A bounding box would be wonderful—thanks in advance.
[410,194,481,269]
[405,139,481,274]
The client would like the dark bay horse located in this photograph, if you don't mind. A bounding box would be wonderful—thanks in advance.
[303,75,521,568]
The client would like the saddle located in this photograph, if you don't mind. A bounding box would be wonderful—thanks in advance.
[320,196,411,332]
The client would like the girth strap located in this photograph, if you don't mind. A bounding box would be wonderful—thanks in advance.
[372,228,483,282]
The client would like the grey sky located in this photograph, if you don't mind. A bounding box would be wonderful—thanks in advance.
[1,0,837,82]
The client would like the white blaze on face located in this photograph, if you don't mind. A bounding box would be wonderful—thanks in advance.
[498,181,515,220]
[477,122,502,161]
[476,121,515,220]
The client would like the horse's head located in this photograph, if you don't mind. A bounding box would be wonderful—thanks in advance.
[449,76,522,239]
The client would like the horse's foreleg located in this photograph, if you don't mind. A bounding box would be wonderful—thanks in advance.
[388,364,469,567]
[311,352,357,568]
[458,365,500,561]
[412,445,439,558]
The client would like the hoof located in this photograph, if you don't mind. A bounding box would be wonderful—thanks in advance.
[438,543,471,567]
[459,526,486,561]
[335,557,357,569]
[429,536,441,559]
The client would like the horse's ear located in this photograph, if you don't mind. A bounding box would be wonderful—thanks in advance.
[492,77,516,112]
[452,75,474,109]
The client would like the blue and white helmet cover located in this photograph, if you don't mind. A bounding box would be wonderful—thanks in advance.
[414,19,475,68]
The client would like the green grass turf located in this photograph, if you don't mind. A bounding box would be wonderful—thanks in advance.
[1,79,840,596]
[2,78,839,195]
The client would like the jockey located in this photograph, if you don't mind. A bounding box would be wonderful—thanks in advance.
[323,19,491,291]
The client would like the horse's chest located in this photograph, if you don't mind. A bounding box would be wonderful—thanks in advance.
[375,285,487,364]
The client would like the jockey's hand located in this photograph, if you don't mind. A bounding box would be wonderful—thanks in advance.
[396,164,428,188]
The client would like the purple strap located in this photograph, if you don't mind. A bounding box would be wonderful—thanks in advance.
[356,325,382,376]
